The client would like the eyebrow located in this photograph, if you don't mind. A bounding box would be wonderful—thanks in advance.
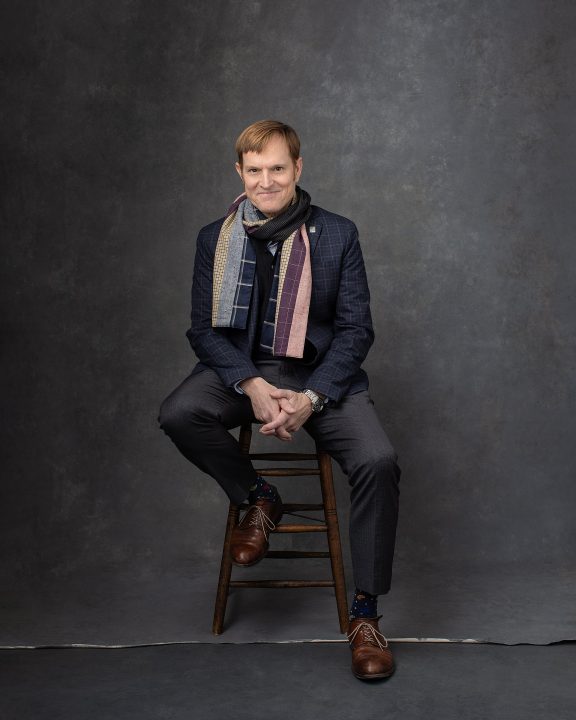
[244,163,286,170]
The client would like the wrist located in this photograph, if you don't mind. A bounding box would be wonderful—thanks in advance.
[302,388,326,413]
[239,376,264,395]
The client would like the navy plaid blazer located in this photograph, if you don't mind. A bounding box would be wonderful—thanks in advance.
[186,205,374,402]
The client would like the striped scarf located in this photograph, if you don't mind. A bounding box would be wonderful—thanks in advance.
[212,189,312,358]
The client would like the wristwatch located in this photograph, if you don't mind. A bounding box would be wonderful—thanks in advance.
[302,388,326,413]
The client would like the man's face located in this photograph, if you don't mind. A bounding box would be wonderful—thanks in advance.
[236,134,303,218]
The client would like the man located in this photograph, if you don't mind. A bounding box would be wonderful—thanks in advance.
[159,120,401,680]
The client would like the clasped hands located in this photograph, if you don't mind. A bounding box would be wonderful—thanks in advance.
[239,376,313,442]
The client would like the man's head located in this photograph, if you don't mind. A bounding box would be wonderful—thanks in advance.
[235,120,303,218]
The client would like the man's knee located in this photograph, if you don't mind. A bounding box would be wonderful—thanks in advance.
[368,447,399,472]
[350,446,400,487]
[158,389,211,438]
[158,393,187,437]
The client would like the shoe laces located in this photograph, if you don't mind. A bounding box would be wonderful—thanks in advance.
[347,620,389,652]
[243,505,277,540]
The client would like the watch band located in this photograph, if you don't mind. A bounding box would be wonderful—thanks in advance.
[302,388,325,413]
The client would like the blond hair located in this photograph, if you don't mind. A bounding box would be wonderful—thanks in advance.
[235,120,301,166]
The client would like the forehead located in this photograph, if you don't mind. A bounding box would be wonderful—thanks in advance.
[242,135,294,166]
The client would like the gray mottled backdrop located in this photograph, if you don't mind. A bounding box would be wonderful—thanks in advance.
[1,0,575,645]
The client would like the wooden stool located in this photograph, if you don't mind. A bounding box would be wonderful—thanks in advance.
[212,423,349,634]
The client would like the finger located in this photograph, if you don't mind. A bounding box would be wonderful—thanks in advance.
[260,426,279,435]
[260,423,292,440]
[270,388,295,400]
[277,398,297,414]
[284,422,302,434]
[260,411,290,433]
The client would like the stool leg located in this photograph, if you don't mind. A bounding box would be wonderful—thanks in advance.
[239,424,252,454]
[212,424,253,634]
[212,502,239,635]
[317,448,349,633]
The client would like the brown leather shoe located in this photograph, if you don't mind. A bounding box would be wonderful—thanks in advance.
[347,616,395,680]
[230,497,283,566]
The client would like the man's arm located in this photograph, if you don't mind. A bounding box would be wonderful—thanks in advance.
[305,222,374,402]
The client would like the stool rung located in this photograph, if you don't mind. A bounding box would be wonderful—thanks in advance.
[238,503,324,511]
[248,453,318,461]
[258,468,320,477]
[275,524,328,533]
[284,503,324,511]
[266,550,330,558]
[230,580,335,589]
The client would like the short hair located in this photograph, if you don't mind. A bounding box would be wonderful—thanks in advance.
[235,120,301,166]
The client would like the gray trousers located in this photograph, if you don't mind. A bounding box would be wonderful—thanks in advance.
[159,360,400,595]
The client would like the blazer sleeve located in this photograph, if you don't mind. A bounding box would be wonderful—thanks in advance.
[306,223,374,402]
[186,224,259,389]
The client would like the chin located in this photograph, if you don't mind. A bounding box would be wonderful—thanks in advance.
[255,203,280,217]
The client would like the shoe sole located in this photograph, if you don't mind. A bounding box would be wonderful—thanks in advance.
[352,667,395,681]
[231,557,266,568]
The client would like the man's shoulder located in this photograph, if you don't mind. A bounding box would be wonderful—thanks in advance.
[309,205,357,233]
[198,216,226,240]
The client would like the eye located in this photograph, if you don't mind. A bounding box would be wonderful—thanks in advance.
[274,166,285,172]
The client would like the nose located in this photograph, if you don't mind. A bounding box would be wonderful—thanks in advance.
[259,170,273,188]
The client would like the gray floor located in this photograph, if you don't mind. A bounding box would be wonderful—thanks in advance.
[1,642,575,720]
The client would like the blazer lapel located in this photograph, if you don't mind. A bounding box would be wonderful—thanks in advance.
[306,219,323,257]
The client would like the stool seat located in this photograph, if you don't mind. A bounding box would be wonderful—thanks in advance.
[212,424,349,634]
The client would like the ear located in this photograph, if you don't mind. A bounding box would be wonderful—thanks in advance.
[235,162,244,181]
[295,157,303,182]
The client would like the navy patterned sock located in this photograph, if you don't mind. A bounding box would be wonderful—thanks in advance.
[350,587,378,619]
[248,475,280,504]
